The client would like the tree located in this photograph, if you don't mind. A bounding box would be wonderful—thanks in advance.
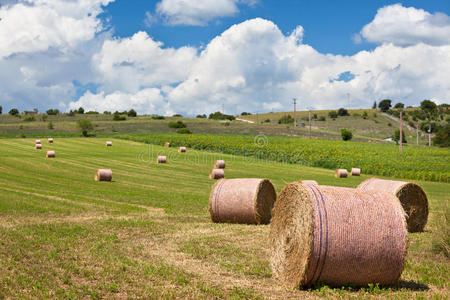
[46,109,60,115]
[196,114,207,118]
[127,109,137,117]
[372,101,377,109]
[48,121,54,130]
[208,111,235,121]
[76,119,93,137]
[362,111,368,119]
[341,129,352,141]
[328,110,338,119]
[278,115,294,124]
[433,124,450,147]
[378,99,392,112]
[393,129,407,145]
[113,111,126,121]
[78,107,85,114]
[168,121,186,128]
[394,102,404,109]
[338,108,349,116]
[9,108,19,116]
[420,100,437,112]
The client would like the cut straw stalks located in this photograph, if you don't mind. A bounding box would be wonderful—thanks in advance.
[157,156,167,164]
[358,178,428,232]
[95,169,112,181]
[269,181,407,289]
[335,169,348,178]
[209,178,277,224]
[209,168,224,180]
[46,151,55,158]
[214,160,226,169]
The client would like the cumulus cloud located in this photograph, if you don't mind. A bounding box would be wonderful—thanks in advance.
[92,31,198,93]
[155,0,257,26]
[357,4,450,46]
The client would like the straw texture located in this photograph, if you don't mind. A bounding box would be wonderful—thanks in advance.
[209,178,276,224]
[179,147,186,153]
[164,142,171,147]
[95,169,112,181]
[46,151,55,158]
[301,180,318,186]
[270,181,407,289]
[106,141,112,146]
[48,138,53,143]
[35,144,42,150]
[214,160,226,169]
[358,178,428,232]
[210,169,224,180]
[351,168,361,176]
[157,156,167,163]
[335,169,348,178]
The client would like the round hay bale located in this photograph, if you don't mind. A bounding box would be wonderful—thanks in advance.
[35,140,41,144]
[269,181,407,289]
[358,178,428,232]
[35,144,42,150]
[106,141,112,146]
[164,142,171,147]
[209,178,277,224]
[95,169,112,181]
[335,169,348,178]
[214,160,226,169]
[301,180,318,186]
[351,168,361,176]
[48,138,53,143]
[157,156,167,163]
[209,168,224,180]
[46,150,55,158]
[178,146,186,153]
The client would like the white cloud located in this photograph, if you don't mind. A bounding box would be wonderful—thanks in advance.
[92,31,198,93]
[155,0,257,26]
[358,4,450,46]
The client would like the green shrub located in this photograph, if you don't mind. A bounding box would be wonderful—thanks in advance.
[338,108,349,116]
[113,112,126,121]
[172,114,183,117]
[47,121,54,130]
[328,111,338,119]
[393,129,407,144]
[177,128,192,134]
[19,130,25,138]
[85,111,99,114]
[168,121,186,128]
[341,128,352,141]
[127,109,137,117]
[278,115,294,124]
[388,122,392,127]
[196,114,207,118]
[209,111,235,121]
[151,115,165,120]
[23,116,35,122]
[318,116,326,121]
[264,119,271,123]
[77,119,94,137]
[362,111,368,119]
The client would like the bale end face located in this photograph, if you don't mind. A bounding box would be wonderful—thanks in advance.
[214,160,226,169]
[209,168,224,180]
[351,168,361,176]
[157,156,167,163]
[178,147,186,153]
[46,151,55,158]
[335,169,348,178]
[95,169,112,181]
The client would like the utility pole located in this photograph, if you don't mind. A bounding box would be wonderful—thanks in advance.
[308,109,312,139]
[293,98,297,128]
[399,111,403,153]
[222,103,225,114]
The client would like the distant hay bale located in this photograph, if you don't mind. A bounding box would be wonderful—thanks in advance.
[48,138,53,143]
[106,141,112,146]
[46,150,55,158]
[335,169,348,178]
[95,169,112,181]
[157,156,167,163]
[209,168,224,180]
[351,168,361,176]
[214,160,226,169]
[209,178,277,224]
[358,178,428,232]
[269,181,407,289]
[164,142,170,147]
[301,180,318,186]
[35,140,41,144]
[35,144,42,150]
[178,146,186,153]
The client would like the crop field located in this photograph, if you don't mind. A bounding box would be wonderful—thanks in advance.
[118,134,450,182]
[0,137,448,299]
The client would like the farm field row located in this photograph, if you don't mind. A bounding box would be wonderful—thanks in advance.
[118,134,450,182]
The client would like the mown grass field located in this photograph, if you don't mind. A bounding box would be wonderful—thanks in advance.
[0,137,448,299]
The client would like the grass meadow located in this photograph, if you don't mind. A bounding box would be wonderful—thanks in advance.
[0,138,448,299]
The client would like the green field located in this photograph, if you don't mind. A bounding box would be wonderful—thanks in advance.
[0,138,448,299]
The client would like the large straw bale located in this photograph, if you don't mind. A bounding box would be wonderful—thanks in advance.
[46,151,55,158]
[214,160,226,169]
[209,169,224,180]
[35,140,41,144]
[209,178,276,224]
[95,169,112,181]
[48,138,53,143]
[178,146,186,153]
[335,169,348,178]
[35,144,42,150]
[301,180,318,186]
[358,178,428,232]
[157,156,167,163]
[351,168,361,176]
[164,142,171,147]
[106,141,112,146]
[270,181,407,288]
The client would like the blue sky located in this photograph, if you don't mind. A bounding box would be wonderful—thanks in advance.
[104,0,450,55]
[0,0,449,115]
